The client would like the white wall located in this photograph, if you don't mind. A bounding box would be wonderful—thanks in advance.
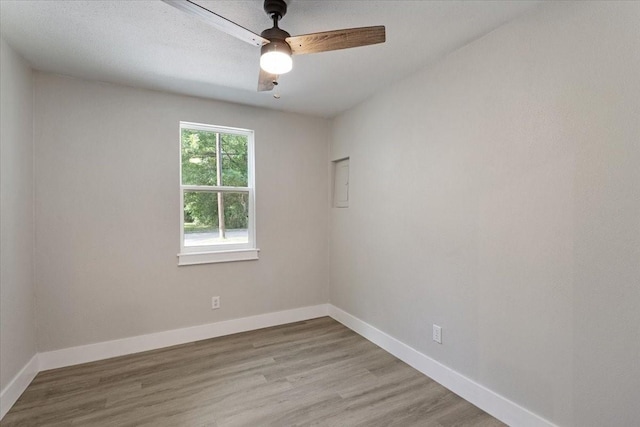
[34,74,329,351]
[329,2,639,426]
[0,39,37,391]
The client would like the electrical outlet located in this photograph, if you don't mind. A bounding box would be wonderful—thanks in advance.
[432,324,442,344]
[211,296,220,310]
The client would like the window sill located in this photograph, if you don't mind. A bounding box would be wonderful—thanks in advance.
[178,248,259,266]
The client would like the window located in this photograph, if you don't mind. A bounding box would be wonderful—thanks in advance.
[178,122,258,265]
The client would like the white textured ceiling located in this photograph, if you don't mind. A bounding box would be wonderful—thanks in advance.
[0,0,541,117]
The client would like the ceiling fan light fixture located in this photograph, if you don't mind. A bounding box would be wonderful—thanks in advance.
[260,41,292,75]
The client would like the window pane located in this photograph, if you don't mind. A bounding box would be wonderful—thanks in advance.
[220,133,248,187]
[183,191,249,247]
[181,128,218,186]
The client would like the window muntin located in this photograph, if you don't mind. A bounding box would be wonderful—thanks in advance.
[179,122,256,263]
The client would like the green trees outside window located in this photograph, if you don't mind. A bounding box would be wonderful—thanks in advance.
[181,128,249,237]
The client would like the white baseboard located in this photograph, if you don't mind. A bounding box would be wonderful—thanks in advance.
[328,304,556,427]
[3,303,554,427]
[0,354,39,420]
[39,304,329,371]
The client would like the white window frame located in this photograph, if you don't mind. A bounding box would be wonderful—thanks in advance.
[178,122,258,266]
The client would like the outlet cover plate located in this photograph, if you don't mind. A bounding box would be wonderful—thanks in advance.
[433,324,442,344]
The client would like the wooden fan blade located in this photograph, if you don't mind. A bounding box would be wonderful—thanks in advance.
[286,26,385,56]
[258,68,277,92]
[162,0,269,47]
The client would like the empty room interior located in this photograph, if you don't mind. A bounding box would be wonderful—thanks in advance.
[1,1,638,426]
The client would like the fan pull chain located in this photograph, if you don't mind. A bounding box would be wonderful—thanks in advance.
[273,78,281,99]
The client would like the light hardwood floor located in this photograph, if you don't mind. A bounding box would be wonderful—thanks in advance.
[1,317,506,426]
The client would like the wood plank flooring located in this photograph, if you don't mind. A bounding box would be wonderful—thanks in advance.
[1,317,506,427]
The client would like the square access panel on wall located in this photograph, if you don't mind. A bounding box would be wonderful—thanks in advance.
[332,157,349,208]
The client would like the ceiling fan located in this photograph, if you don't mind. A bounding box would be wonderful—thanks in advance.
[162,0,386,92]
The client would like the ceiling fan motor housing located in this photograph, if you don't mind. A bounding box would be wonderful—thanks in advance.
[260,35,292,59]
[260,26,292,57]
